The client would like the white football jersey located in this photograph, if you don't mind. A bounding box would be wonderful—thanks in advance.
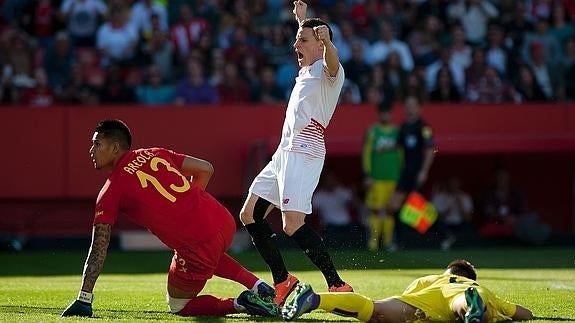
[278,59,345,158]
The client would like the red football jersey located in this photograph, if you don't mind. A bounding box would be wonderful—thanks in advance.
[94,147,234,250]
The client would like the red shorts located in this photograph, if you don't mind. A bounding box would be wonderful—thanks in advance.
[167,215,236,293]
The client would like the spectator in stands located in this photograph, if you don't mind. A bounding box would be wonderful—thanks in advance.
[333,19,369,65]
[407,15,442,67]
[562,0,575,21]
[59,0,107,47]
[58,63,100,105]
[527,42,561,101]
[217,61,250,104]
[275,55,298,100]
[135,64,174,105]
[130,0,168,41]
[261,24,294,68]
[251,65,285,104]
[44,31,74,96]
[404,70,428,103]
[563,38,575,101]
[464,46,487,90]
[416,0,449,29]
[224,27,262,67]
[425,47,465,95]
[384,52,409,102]
[1,0,33,27]
[339,79,362,105]
[174,58,219,105]
[447,0,499,46]
[368,20,414,72]
[525,0,553,22]
[362,84,388,106]
[513,64,548,102]
[170,3,209,64]
[343,40,371,96]
[195,30,216,67]
[350,0,383,41]
[429,66,462,102]
[312,170,361,249]
[503,1,533,62]
[140,28,173,81]
[3,29,35,90]
[207,48,225,87]
[485,22,510,78]
[479,169,550,245]
[98,64,135,104]
[465,66,516,104]
[96,9,139,68]
[0,61,17,104]
[560,36,575,73]
[447,23,472,79]
[522,18,561,68]
[251,0,275,30]
[431,176,474,250]
[19,67,55,107]
[549,2,575,58]
[19,0,61,50]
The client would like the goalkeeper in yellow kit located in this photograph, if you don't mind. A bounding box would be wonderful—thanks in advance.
[282,259,533,322]
[362,104,402,251]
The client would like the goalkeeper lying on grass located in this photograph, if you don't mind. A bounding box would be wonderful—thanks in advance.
[282,259,533,323]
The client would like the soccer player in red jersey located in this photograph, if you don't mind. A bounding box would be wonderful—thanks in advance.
[62,119,278,318]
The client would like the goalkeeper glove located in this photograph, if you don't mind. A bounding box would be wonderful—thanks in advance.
[61,291,93,317]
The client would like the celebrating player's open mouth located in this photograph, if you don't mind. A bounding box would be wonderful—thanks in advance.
[296,50,304,65]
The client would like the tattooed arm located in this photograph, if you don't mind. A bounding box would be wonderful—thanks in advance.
[80,223,112,292]
[62,223,111,317]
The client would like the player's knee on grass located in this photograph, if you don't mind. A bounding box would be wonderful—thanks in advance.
[166,294,191,314]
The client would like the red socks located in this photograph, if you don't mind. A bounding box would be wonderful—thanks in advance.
[215,253,259,289]
[177,295,236,316]
[176,253,260,316]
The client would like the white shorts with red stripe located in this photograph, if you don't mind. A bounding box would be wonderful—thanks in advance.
[249,148,324,214]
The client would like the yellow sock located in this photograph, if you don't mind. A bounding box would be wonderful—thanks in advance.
[382,215,395,247]
[368,213,382,250]
[317,292,375,321]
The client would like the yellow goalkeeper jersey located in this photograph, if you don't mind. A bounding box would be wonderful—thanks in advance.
[395,274,517,322]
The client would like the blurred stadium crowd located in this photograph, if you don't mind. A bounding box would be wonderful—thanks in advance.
[0,0,574,107]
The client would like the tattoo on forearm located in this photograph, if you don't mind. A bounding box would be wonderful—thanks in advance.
[81,223,111,292]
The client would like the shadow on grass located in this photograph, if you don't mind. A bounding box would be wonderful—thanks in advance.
[533,317,575,321]
[0,305,272,322]
[0,247,574,276]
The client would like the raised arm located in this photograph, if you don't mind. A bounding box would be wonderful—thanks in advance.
[316,26,340,77]
[293,0,307,25]
[180,155,214,190]
[62,223,112,317]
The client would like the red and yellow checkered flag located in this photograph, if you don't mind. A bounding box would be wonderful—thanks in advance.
[399,192,437,234]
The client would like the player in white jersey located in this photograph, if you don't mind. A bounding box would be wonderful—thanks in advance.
[239,0,352,306]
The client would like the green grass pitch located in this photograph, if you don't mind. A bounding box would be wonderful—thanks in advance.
[0,247,574,322]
